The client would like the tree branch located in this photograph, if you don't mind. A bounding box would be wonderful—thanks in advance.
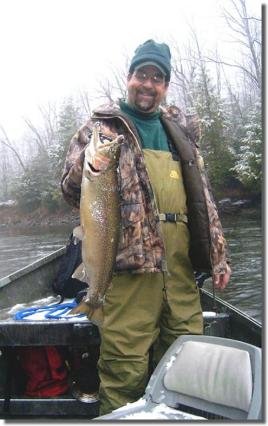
[0,125,26,172]
[204,56,258,84]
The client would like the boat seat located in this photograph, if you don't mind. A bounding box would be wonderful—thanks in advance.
[95,335,262,420]
[146,335,262,420]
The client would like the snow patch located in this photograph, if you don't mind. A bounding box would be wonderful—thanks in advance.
[113,398,146,412]
[165,354,176,370]
[121,403,206,420]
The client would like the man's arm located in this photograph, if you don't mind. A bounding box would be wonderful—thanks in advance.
[213,263,232,290]
[61,123,91,208]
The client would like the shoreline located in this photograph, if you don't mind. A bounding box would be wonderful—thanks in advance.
[0,203,261,231]
[0,206,80,230]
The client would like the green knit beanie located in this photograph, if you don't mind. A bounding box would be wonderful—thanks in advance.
[129,39,171,81]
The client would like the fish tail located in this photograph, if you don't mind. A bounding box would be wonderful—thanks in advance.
[89,306,104,328]
[69,302,104,327]
[69,301,92,316]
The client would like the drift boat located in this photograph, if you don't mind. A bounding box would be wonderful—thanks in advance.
[0,247,262,419]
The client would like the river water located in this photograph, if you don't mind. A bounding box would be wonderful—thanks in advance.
[0,210,263,323]
[206,210,263,323]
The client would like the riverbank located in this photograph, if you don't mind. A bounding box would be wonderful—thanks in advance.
[0,205,80,229]
[0,201,261,230]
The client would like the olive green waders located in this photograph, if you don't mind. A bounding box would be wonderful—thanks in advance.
[98,150,203,415]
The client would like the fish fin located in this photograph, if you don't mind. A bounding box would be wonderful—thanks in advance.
[72,263,86,281]
[69,303,104,328]
[88,306,104,328]
[69,301,92,316]
[73,225,83,241]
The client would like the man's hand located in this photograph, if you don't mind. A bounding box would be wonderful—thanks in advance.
[213,264,232,290]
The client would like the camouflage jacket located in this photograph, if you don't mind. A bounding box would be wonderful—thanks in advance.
[61,101,229,275]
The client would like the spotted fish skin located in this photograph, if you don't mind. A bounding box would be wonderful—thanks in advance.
[70,123,123,320]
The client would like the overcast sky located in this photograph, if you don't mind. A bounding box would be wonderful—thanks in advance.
[0,0,262,140]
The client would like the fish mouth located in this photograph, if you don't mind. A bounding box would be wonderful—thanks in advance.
[87,161,102,176]
[82,159,102,178]
[85,134,124,176]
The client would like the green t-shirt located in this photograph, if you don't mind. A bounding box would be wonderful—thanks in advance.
[120,100,170,152]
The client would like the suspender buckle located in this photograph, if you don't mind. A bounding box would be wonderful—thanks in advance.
[158,213,188,224]
[165,213,176,222]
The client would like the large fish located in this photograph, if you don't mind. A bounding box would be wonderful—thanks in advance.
[70,122,124,324]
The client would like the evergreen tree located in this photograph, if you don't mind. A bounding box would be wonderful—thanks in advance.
[192,67,235,193]
[54,97,83,179]
[232,99,262,193]
[12,97,84,212]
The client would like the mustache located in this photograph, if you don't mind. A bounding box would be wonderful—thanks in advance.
[137,89,156,96]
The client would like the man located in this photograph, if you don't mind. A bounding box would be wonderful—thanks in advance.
[61,39,231,415]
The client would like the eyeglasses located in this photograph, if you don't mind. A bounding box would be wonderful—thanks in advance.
[134,70,166,85]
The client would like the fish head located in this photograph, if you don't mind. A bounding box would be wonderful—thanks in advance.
[84,123,124,175]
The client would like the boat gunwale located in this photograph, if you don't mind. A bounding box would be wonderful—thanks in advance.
[0,246,66,289]
[200,288,262,329]
[0,248,262,332]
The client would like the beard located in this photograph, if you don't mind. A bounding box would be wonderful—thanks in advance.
[133,90,157,112]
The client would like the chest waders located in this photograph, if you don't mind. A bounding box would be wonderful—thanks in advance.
[98,150,203,415]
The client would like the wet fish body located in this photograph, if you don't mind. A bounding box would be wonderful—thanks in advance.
[71,124,123,321]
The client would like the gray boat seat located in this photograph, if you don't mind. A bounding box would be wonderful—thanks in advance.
[95,335,262,421]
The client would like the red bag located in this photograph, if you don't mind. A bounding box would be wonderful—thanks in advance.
[16,346,69,397]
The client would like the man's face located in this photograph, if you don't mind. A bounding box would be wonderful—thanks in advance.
[127,65,169,113]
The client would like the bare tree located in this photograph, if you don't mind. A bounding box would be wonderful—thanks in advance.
[170,40,197,110]
[96,79,116,103]
[38,103,59,146]
[78,89,92,118]
[189,26,212,115]
[21,101,60,157]
[0,125,26,172]
[206,0,261,93]
[95,52,129,103]
[0,143,9,199]
[23,117,47,154]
